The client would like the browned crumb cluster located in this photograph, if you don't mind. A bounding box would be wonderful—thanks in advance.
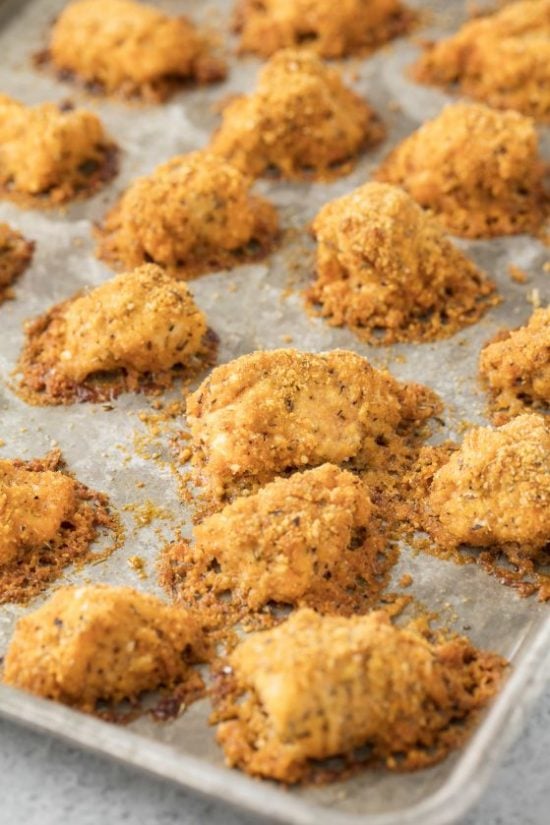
[307,182,498,344]
[96,152,278,277]
[479,307,550,423]
[0,450,118,604]
[186,348,441,502]
[233,0,416,58]
[213,607,506,782]
[0,223,34,304]
[160,464,396,622]
[16,264,217,406]
[209,50,384,180]
[412,0,550,122]
[403,414,550,599]
[0,94,117,207]
[375,102,548,238]
[3,584,205,714]
[45,0,226,102]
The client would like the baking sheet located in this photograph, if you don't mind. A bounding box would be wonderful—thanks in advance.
[0,0,548,822]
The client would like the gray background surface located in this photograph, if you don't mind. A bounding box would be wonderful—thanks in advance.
[1,684,548,825]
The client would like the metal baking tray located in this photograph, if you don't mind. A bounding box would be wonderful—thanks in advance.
[0,0,548,823]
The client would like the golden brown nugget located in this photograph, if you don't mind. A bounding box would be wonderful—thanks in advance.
[234,0,416,58]
[0,461,77,567]
[215,608,506,782]
[210,50,384,180]
[375,102,548,238]
[17,264,215,405]
[187,348,439,500]
[413,0,550,122]
[97,152,278,277]
[3,585,204,712]
[479,307,550,423]
[428,414,550,555]
[0,450,117,604]
[0,94,117,207]
[0,223,34,304]
[307,182,498,344]
[168,464,377,611]
[47,0,226,101]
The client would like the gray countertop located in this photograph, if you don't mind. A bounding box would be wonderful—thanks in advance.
[1,684,548,825]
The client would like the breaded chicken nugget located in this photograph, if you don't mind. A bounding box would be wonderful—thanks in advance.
[0,223,34,304]
[215,608,506,781]
[3,584,204,711]
[210,50,384,180]
[48,0,225,101]
[0,94,117,206]
[187,348,439,499]
[375,102,548,238]
[479,307,550,423]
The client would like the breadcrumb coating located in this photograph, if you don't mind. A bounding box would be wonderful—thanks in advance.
[0,94,117,206]
[428,414,550,554]
[16,264,214,405]
[0,450,117,604]
[375,102,548,238]
[187,348,440,500]
[0,461,76,567]
[48,0,226,101]
[307,182,498,343]
[234,0,416,58]
[412,0,550,122]
[0,223,34,304]
[209,50,384,180]
[479,307,550,423]
[162,464,390,617]
[214,608,506,782]
[3,585,204,712]
[97,152,278,277]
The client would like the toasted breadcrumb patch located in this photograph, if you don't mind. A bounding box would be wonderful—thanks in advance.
[3,584,205,713]
[213,608,506,782]
[233,0,416,58]
[0,223,34,304]
[186,348,441,502]
[16,264,217,406]
[96,152,278,277]
[46,0,226,102]
[479,307,550,423]
[0,94,117,207]
[307,182,498,343]
[160,464,396,620]
[375,102,548,238]
[0,450,118,604]
[401,416,550,599]
[412,0,550,122]
[209,50,384,180]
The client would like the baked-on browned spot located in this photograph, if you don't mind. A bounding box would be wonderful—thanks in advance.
[0,223,34,305]
[306,182,498,344]
[0,450,118,604]
[412,0,550,122]
[375,102,548,238]
[96,152,278,278]
[16,264,217,406]
[210,50,384,181]
[0,94,117,208]
[186,348,441,502]
[402,414,550,600]
[3,584,206,715]
[43,0,226,102]
[233,0,416,59]
[160,464,396,622]
[479,307,550,424]
[212,608,506,783]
